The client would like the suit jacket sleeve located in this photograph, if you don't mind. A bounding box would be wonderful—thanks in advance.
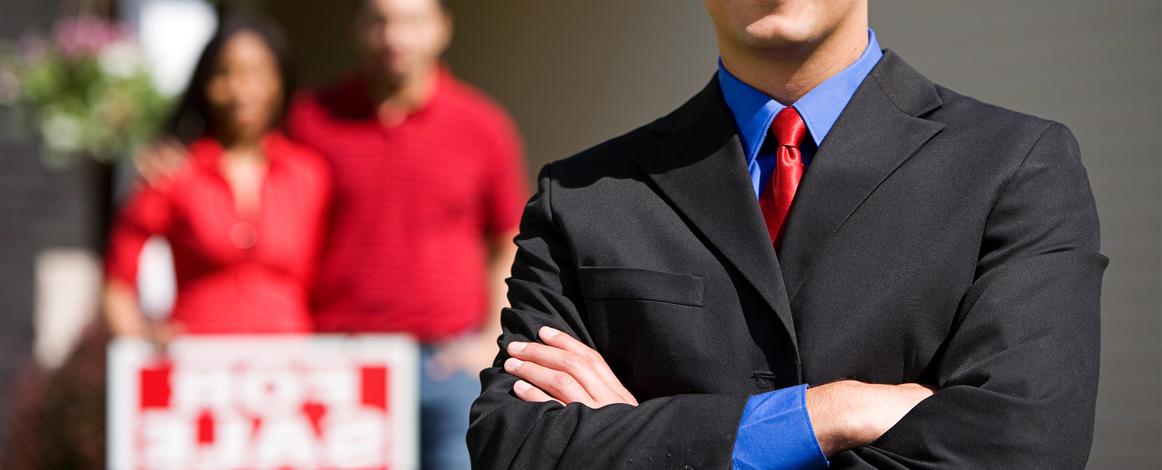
[467,164,750,470]
[837,123,1108,469]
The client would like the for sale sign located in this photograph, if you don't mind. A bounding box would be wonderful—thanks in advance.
[108,335,419,470]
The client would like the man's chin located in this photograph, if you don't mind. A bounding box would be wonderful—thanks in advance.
[363,59,414,83]
[736,24,823,55]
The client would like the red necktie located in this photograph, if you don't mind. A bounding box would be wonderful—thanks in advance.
[759,106,807,248]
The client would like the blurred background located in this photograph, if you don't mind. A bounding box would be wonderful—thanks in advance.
[0,0,1158,468]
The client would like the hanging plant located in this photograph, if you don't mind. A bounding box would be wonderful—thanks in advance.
[0,16,170,168]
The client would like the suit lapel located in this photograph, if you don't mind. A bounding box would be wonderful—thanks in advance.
[778,51,946,302]
[633,80,798,351]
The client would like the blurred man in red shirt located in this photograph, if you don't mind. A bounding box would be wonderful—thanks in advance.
[285,0,527,468]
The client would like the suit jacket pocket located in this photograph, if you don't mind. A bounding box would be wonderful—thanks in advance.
[577,267,704,307]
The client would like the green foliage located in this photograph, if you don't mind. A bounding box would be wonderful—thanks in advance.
[0,17,171,169]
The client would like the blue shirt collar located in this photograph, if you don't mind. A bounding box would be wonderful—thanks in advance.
[718,29,883,163]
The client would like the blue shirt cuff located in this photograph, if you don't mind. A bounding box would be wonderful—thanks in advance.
[732,384,829,470]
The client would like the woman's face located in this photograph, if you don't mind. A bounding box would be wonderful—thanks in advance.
[205,31,283,143]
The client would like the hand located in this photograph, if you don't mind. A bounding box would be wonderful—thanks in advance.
[504,326,638,408]
[134,138,188,186]
[145,320,182,349]
[806,380,934,456]
[429,332,502,380]
[115,319,182,354]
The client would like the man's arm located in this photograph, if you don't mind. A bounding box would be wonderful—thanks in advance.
[486,233,519,333]
[839,123,1106,468]
[431,233,519,377]
[433,107,529,376]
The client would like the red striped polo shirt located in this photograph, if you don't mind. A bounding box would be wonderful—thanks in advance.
[287,68,528,341]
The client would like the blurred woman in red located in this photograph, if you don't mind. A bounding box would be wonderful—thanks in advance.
[103,14,330,339]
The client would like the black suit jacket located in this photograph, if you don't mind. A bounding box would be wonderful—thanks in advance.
[467,51,1107,469]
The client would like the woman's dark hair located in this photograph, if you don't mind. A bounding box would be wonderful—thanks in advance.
[164,10,294,144]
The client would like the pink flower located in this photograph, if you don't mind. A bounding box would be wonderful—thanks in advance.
[51,16,132,59]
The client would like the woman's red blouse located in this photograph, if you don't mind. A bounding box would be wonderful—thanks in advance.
[105,133,331,334]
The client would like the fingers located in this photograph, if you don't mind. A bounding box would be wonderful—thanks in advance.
[506,338,629,405]
[895,382,935,405]
[134,139,188,187]
[512,379,562,405]
[426,348,456,381]
[806,380,937,457]
[538,327,638,405]
[502,326,639,408]
[504,356,597,407]
[134,148,165,186]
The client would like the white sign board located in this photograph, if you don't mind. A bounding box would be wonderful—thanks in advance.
[108,335,419,470]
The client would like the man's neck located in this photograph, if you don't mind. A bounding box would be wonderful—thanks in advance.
[718,16,869,104]
[367,63,439,112]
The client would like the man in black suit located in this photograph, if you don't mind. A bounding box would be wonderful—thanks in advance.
[468,0,1106,468]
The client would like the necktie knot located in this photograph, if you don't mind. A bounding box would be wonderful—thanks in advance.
[770,106,808,148]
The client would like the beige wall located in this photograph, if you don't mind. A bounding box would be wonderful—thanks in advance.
[444,1,720,178]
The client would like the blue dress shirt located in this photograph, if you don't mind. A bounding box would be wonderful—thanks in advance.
[723,29,883,470]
